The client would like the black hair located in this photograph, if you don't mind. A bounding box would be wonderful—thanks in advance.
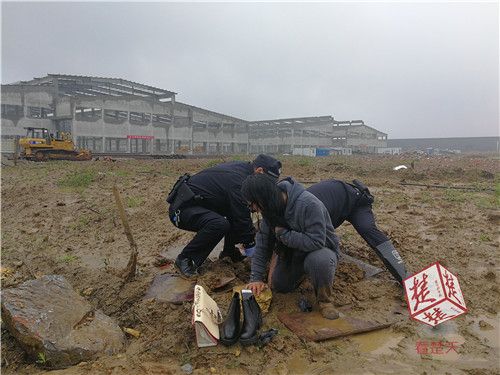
[242,174,293,261]
[241,174,287,228]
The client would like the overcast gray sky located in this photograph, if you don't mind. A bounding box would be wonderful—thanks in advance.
[1,2,498,138]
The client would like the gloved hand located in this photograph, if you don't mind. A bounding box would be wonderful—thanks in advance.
[242,242,256,257]
[243,246,256,257]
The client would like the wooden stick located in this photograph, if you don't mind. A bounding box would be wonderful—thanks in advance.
[400,182,495,192]
[112,185,138,282]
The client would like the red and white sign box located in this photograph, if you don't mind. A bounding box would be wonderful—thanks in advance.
[404,262,467,327]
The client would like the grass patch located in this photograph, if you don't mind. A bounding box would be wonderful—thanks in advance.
[473,195,498,210]
[126,196,144,208]
[71,216,91,230]
[205,159,222,169]
[390,192,410,205]
[115,170,130,177]
[59,254,78,263]
[58,170,96,190]
[159,169,174,176]
[496,182,500,205]
[297,157,312,167]
[36,352,47,365]
[231,155,249,162]
[225,358,241,369]
[479,233,491,242]
[419,191,434,204]
[443,189,467,203]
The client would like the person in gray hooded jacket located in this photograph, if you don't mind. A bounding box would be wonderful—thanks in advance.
[241,174,340,320]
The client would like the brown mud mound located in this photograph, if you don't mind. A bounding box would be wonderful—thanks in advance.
[1,155,499,374]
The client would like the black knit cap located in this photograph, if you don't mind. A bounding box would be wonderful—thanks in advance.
[252,154,282,178]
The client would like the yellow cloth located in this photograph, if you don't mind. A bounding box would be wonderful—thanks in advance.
[232,284,272,313]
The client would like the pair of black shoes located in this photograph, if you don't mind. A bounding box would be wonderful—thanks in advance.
[219,292,262,346]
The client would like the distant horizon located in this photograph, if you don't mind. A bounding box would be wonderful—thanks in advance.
[388,135,499,140]
[2,73,498,140]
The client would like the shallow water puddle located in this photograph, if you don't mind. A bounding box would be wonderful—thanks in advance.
[285,351,311,374]
[468,314,499,349]
[351,328,404,355]
[144,273,195,304]
[406,320,466,362]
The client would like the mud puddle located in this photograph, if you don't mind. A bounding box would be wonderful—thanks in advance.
[351,328,404,355]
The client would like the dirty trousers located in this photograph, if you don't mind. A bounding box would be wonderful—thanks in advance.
[346,204,389,248]
[271,248,339,293]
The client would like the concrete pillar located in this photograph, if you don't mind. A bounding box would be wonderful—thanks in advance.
[246,124,250,155]
[188,108,193,154]
[170,96,175,123]
[127,110,131,153]
[165,124,170,154]
[219,124,223,154]
[148,111,153,155]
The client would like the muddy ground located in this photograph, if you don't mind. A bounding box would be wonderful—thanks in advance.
[1,154,499,374]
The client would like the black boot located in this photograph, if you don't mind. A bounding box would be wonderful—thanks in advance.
[219,292,241,346]
[239,294,262,346]
[219,246,246,263]
[174,256,198,278]
[374,241,410,286]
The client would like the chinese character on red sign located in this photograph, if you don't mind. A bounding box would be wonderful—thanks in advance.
[443,271,461,305]
[409,272,436,311]
[423,307,454,325]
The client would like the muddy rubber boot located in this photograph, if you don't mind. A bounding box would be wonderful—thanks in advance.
[374,241,410,286]
[219,292,241,346]
[239,295,262,346]
[316,286,340,320]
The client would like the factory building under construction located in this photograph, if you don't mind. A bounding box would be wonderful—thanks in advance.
[1,74,389,156]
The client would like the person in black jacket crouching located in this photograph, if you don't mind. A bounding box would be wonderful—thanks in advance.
[167,154,282,278]
[307,179,410,285]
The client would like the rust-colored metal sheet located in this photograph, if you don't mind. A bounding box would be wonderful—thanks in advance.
[278,311,392,342]
[144,273,195,304]
[212,275,236,290]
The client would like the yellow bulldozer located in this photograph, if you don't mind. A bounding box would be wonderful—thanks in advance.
[19,127,92,161]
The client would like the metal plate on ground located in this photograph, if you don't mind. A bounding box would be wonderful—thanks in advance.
[144,273,195,304]
[339,252,384,279]
[278,311,392,342]
[212,275,236,290]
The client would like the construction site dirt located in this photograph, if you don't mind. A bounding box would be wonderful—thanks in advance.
[1,154,499,374]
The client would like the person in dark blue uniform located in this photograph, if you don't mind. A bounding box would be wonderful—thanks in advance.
[167,155,282,278]
[307,179,410,285]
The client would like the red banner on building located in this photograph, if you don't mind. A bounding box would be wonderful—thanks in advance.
[127,135,154,140]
